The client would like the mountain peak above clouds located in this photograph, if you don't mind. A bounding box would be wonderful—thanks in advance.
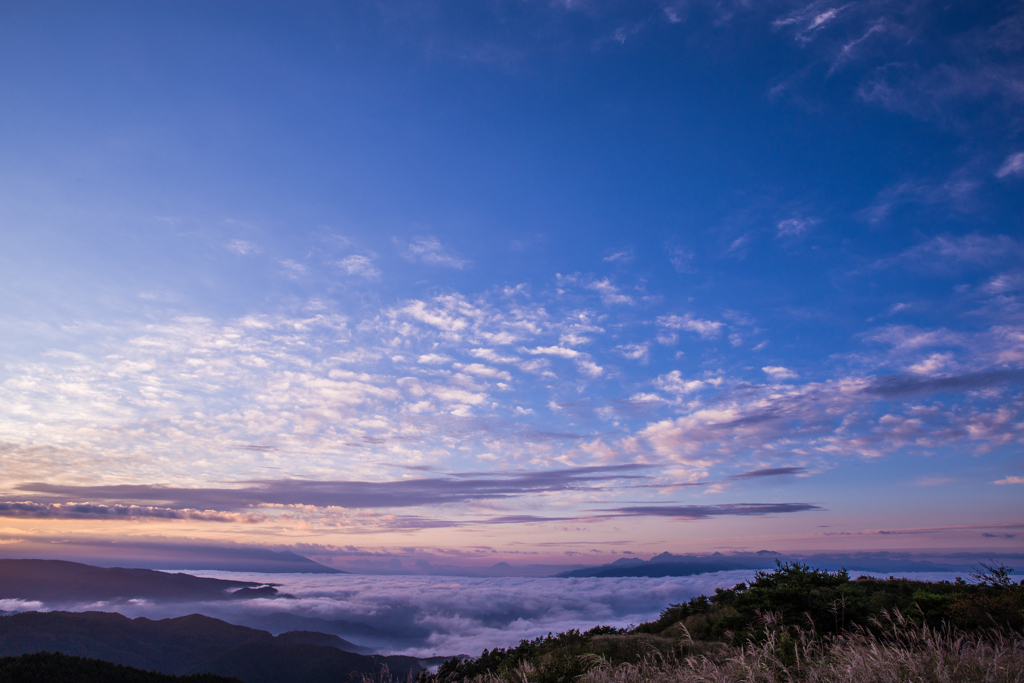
[551,551,1004,579]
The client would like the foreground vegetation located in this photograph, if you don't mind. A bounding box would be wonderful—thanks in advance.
[407,562,1024,683]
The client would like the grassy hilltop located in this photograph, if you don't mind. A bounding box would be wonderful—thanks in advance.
[420,562,1024,683]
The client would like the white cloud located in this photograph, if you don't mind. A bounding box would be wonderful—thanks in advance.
[227,240,259,255]
[453,363,512,381]
[773,4,848,39]
[518,358,552,374]
[776,217,818,237]
[762,366,798,380]
[654,370,705,396]
[397,300,470,334]
[470,348,519,364]
[417,354,452,365]
[398,236,468,269]
[559,333,592,346]
[279,260,306,279]
[668,247,693,273]
[996,152,1024,179]
[603,250,633,263]
[502,284,529,297]
[627,392,663,404]
[860,172,982,224]
[983,273,1024,294]
[576,360,604,378]
[586,279,635,305]
[615,343,649,363]
[993,476,1024,485]
[876,234,1022,270]
[907,352,952,376]
[337,255,381,280]
[522,346,580,359]
[725,234,750,255]
[430,386,487,405]
[4,264,1022,528]
[861,325,963,351]
[887,303,910,315]
[657,314,723,339]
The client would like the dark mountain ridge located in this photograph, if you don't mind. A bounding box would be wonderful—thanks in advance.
[0,560,282,603]
[0,611,436,683]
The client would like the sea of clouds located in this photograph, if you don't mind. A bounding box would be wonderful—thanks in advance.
[16,569,964,657]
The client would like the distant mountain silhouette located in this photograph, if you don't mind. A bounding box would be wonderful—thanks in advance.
[554,551,972,578]
[0,651,239,683]
[0,560,283,603]
[554,552,776,578]
[1,545,344,574]
[274,630,373,655]
[0,611,435,683]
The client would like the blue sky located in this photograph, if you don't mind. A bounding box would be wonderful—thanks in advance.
[0,0,1022,567]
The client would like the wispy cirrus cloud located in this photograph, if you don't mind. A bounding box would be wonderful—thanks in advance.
[860,174,981,224]
[396,236,468,269]
[227,239,260,255]
[603,250,633,263]
[871,234,1023,271]
[766,0,1024,135]
[776,217,818,238]
[772,2,852,45]
[996,151,1024,179]
[337,254,381,279]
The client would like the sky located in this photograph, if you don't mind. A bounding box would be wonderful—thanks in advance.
[0,0,1022,571]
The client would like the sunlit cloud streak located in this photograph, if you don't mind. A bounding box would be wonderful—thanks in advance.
[0,501,261,523]
[15,466,652,512]
[725,467,806,480]
[606,503,821,519]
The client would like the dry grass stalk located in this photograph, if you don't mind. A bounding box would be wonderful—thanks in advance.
[575,613,1024,683]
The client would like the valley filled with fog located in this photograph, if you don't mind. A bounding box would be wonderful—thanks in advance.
[1,570,966,657]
